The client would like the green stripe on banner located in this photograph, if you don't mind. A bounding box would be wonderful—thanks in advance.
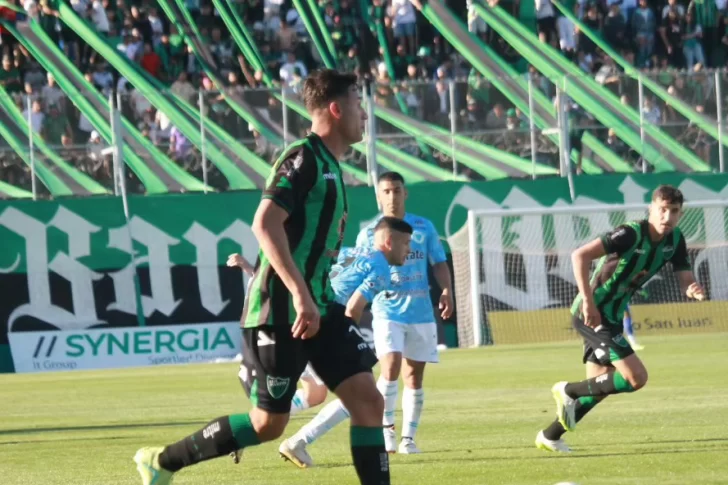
[0,180,33,199]
[54,1,264,189]
[418,0,618,175]
[7,21,173,193]
[479,3,711,173]
[552,0,726,153]
[0,86,109,196]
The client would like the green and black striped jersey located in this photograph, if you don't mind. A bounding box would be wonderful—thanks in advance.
[571,220,691,325]
[242,133,348,328]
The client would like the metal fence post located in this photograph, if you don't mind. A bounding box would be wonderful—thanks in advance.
[716,70,724,173]
[281,86,289,149]
[528,73,537,180]
[638,73,647,173]
[364,80,378,186]
[26,95,37,200]
[199,89,208,193]
[449,79,458,176]
[109,92,120,196]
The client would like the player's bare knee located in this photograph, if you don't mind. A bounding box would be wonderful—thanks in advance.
[306,384,328,407]
[249,408,289,442]
[379,353,402,381]
[630,370,648,390]
[402,360,425,389]
[348,388,384,426]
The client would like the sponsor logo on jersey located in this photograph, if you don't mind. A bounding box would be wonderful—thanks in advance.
[406,250,425,261]
[390,272,424,284]
[323,172,337,180]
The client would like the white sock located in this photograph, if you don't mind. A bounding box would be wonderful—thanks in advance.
[377,377,398,427]
[402,387,424,439]
[290,390,309,416]
[292,399,350,445]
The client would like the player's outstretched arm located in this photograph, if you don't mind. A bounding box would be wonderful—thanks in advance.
[226,253,254,275]
[428,220,453,319]
[252,200,319,338]
[677,271,706,301]
[671,234,705,301]
[432,262,454,320]
[572,238,607,328]
[252,201,308,296]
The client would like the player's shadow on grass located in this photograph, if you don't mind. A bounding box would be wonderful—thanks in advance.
[553,447,728,460]
[317,444,728,470]
[0,435,129,446]
[614,437,728,447]
[416,437,728,454]
[0,420,207,436]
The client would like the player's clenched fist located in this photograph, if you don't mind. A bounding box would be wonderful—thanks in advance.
[226,253,254,276]
[686,282,706,301]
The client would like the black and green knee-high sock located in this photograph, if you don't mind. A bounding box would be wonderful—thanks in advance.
[158,414,260,472]
[564,371,635,399]
[350,426,390,485]
[543,396,601,441]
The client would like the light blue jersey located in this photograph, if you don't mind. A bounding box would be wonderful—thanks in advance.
[330,247,392,306]
[356,213,447,324]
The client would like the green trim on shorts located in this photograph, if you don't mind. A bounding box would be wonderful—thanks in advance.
[250,379,259,408]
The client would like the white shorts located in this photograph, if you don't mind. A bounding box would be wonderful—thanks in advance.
[373,320,439,363]
[300,363,324,386]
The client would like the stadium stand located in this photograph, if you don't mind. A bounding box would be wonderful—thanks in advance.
[0,0,724,196]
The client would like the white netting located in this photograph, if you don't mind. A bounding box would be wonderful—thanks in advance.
[454,201,728,347]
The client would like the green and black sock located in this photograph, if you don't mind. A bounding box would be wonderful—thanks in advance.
[543,396,600,441]
[564,371,634,399]
[158,414,260,472]
[350,426,390,485]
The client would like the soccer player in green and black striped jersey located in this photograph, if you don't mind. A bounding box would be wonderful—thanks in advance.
[134,70,392,485]
[535,185,706,453]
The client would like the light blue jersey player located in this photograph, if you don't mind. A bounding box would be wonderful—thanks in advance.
[357,172,454,455]
[278,216,414,469]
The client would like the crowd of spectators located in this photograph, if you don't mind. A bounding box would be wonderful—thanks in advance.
[0,0,725,195]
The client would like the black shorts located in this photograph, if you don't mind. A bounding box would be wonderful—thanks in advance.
[537,16,557,37]
[237,303,377,413]
[570,133,583,152]
[573,314,634,366]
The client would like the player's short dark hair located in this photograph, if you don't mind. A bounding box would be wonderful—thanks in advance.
[374,216,413,235]
[378,171,406,185]
[652,185,684,206]
[302,69,358,113]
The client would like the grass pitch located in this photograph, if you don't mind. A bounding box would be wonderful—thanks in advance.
[1,333,727,485]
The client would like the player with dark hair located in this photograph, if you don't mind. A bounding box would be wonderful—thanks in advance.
[278,217,414,466]
[227,217,414,433]
[133,70,394,485]
[278,171,453,464]
[365,171,453,454]
[536,185,705,453]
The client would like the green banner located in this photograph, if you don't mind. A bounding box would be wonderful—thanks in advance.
[2,173,727,271]
[2,173,727,371]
